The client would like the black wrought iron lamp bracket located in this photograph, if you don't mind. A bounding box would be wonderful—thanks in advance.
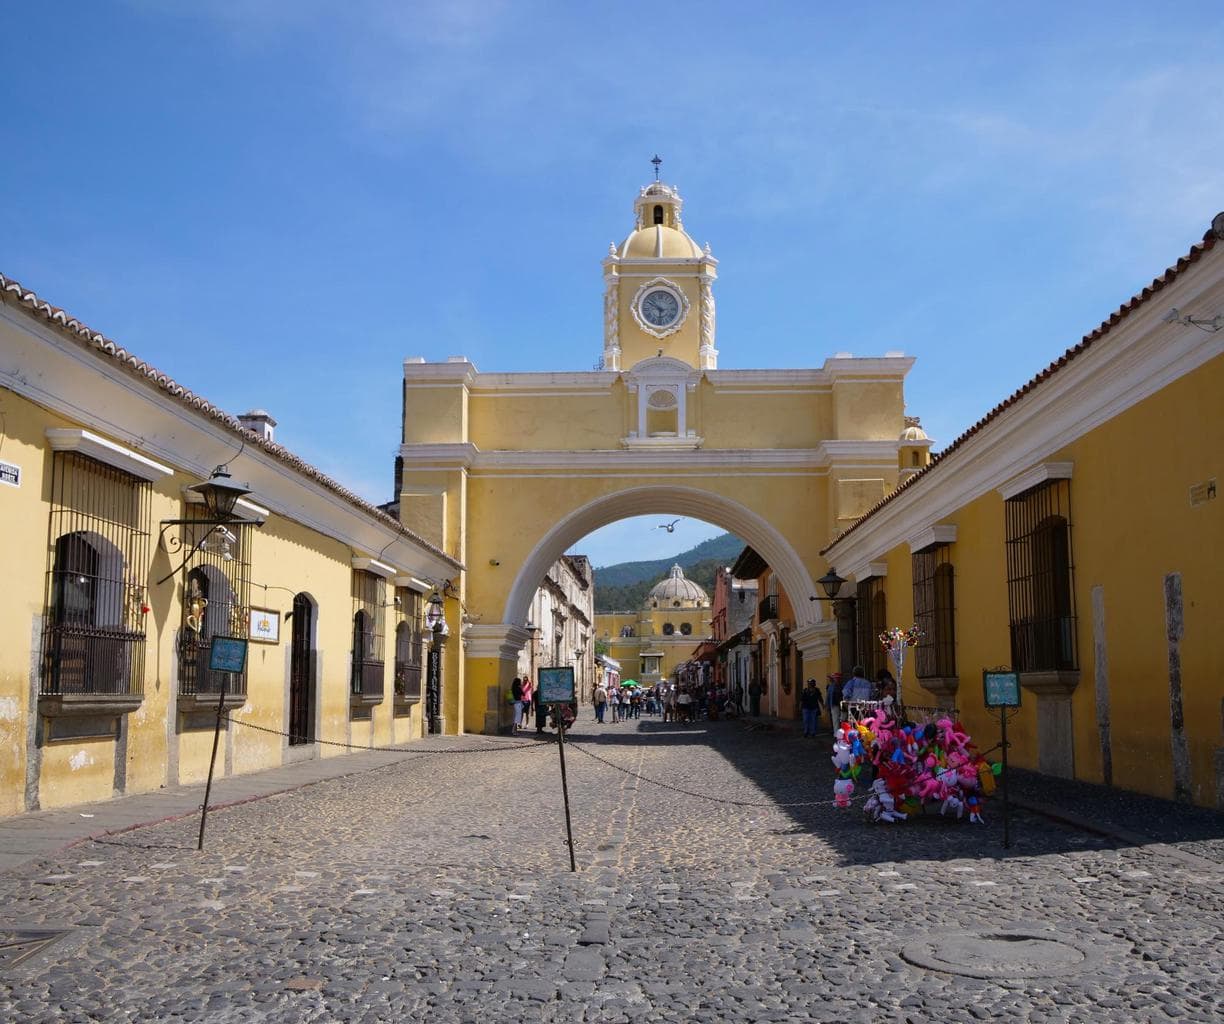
[156,516,257,586]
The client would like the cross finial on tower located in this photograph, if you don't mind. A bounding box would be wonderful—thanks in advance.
[651,154,662,181]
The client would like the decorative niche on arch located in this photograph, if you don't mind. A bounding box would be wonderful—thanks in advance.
[622,356,703,449]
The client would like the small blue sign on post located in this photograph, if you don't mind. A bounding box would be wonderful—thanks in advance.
[209,635,248,674]
[537,666,575,704]
[983,669,1021,708]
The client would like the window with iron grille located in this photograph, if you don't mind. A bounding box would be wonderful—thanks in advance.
[351,570,386,698]
[393,588,423,700]
[1005,478,1077,672]
[913,545,956,679]
[41,452,151,700]
[855,576,887,678]
[178,506,252,700]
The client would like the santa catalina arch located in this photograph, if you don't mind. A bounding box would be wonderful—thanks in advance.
[398,178,925,734]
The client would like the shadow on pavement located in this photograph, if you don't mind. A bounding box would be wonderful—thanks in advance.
[557,715,1224,868]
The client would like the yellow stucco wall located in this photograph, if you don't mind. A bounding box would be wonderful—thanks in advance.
[0,385,431,817]
[834,350,1224,806]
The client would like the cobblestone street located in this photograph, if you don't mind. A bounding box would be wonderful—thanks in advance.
[2,718,1222,1023]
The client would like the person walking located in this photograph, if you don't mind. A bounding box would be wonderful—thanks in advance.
[826,672,844,728]
[609,686,620,723]
[800,679,824,737]
[594,682,608,723]
[511,676,525,732]
[521,675,534,728]
[748,679,762,717]
[842,665,874,702]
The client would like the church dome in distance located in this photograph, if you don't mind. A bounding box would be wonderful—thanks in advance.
[647,564,710,608]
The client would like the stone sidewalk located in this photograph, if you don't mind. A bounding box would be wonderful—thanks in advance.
[0,737,502,875]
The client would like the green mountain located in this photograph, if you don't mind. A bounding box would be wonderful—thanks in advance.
[592,532,745,613]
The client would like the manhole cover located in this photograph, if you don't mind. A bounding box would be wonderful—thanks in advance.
[901,927,1098,979]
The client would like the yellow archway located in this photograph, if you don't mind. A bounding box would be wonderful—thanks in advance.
[396,179,917,733]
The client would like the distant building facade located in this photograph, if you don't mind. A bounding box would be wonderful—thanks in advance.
[596,564,713,688]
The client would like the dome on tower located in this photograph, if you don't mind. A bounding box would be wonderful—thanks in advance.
[646,564,710,608]
[900,416,929,442]
[617,182,704,260]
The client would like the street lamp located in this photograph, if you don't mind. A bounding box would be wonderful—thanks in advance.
[425,589,448,734]
[157,466,261,585]
[188,466,251,519]
[810,567,857,679]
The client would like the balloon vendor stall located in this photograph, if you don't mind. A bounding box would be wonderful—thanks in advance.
[831,626,1000,821]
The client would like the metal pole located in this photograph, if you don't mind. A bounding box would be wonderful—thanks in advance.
[1001,708,1011,850]
[556,705,577,873]
[197,673,228,851]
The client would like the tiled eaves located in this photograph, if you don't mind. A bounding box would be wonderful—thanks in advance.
[823,219,1222,554]
[0,273,462,572]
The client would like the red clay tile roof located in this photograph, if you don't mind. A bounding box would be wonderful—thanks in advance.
[0,272,461,571]
[823,216,1223,553]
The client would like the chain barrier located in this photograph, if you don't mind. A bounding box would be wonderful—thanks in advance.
[566,740,849,809]
[220,714,552,756]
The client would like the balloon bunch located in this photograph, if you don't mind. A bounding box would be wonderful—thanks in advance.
[832,709,998,823]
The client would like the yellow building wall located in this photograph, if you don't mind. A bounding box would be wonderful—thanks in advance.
[846,351,1224,806]
[0,385,429,817]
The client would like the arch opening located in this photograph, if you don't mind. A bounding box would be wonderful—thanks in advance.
[502,485,823,633]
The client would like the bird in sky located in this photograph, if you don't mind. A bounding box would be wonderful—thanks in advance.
[656,519,682,533]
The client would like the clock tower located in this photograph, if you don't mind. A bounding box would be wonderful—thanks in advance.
[602,177,718,371]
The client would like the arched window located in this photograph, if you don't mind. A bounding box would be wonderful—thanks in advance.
[680,622,692,636]
[662,623,675,636]
[653,204,664,225]
[181,563,242,698]
[45,530,134,696]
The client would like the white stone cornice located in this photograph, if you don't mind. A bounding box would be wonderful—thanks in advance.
[907,523,958,553]
[469,371,621,393]
[849,561,888,582]
[822,356,916,379]
[352,556,398,578]
[45,428,173,481]
[997,462,1074,500]
[402,359,479,386]
[397,443,479,468]
[393,575,432,592]
[817,439,902,464]
[707,368,830,389]
[463,623,530,660]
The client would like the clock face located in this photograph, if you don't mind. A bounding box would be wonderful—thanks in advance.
[639,288,681,328]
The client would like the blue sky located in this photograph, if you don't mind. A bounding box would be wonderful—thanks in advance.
[3,2,1222,568]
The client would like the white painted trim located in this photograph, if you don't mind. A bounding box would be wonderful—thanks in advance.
[398,442,898,473]
[401,360,479,385]
[352,557,398,578]
[393,575,432,592]
[396,443,478,468]
[997,461,1074,500]
[45,428,173,480]
[907,524,958,553]
[823,254,1224,571]
[849,561,888,582]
